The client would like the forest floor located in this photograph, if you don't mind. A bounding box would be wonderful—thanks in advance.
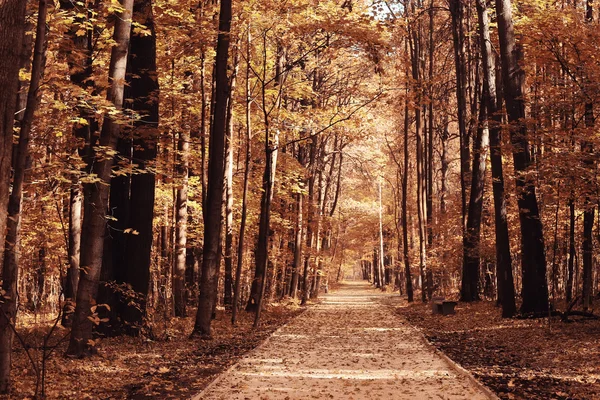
[198,281,494,399]
[4,302,303,399]
[394,297,600,400]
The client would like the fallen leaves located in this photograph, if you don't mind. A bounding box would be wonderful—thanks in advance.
[395,300,600,400]
[4,305,302,399]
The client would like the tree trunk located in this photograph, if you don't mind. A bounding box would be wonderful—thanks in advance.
[449,0,470,232]
[60,0,98,326]
[461,90,489,302]
[223,45,240,308]
[63,186,82,326]
[496,0,549,314]
[0,0,42,390]
[402,75,414,303]
[566,197,575,303]
[174,128,189,318]
[99,0,159,334]
[290,193,303,299]
[193,0,232,337]
[232,28,252,325]
[67,0,134,356]
[252,126,278,327]
[582,104,594,311]
[409,20,427,303]
[378,181,386,291]
[581,0,595,310]
[118,0,159,333]
[476,0,516,316]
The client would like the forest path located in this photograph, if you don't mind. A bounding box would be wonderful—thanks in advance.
[195,281,495,399]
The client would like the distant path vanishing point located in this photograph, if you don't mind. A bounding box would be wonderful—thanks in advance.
[194,281,496,400]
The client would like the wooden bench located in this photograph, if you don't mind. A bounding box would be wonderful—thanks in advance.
[431,296,457,316]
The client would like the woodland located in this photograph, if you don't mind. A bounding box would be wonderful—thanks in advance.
[0,0,600,398]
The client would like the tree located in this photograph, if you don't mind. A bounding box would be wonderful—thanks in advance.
[0,0,41,391]
[475,0,515,317]
[68,0,135,356]
[496,0,549,314]
[193,0,232,337]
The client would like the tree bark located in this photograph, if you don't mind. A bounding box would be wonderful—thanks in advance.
[174,128,189,317]
[291,193,303,299]
[566,198,575,303]
[449,0,470,232]
[232,27,252,325]
[476,0,516,316]
[0,0,42,390]
[67,0,134,356]
[64,186,82,327]
[402,72,413,302]
[193,0,232,337]
[496,0,549,314]
[223,45,240,308]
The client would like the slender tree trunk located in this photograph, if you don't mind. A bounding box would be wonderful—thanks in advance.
[402,74,413,302]
[496,0,549,314]
[461,93,488,302]
[232,27,252,325]
[476,0,515,316]
[174,128,189,317]
[409,20,427,302]
[68,0,134,355]
[426,0,434,248]
[378,181,386,291]
[566,197,575,303]
[253,122,278,327]
[291,193,303,299]
[581,3,595,310]
[192,0,232,336]
[223,45,240,308]
[450,0,470,232]
[0,0,43,390]
[311,170,324,298]
[63,186,82,326]
[60,0,98,326]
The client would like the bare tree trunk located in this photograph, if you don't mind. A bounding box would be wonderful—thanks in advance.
[232,27,252,325]
[566,197,575,302]
[0,0,42,390]
[476,0,515,316]
[402,73,413,303]
[290,193,303,299]
[193,0,232,336]
[60,0,98,325]
[68,0,134,355]
[496,0,549,314]
[582,2,595,310]
[97,0,159,334]
[378,181,386,291]
[409,19,427,302]
[223,45,240,308]
[63,186,82,326]
[119,0,159,332]
[450,0,470,232]
[174,128,189,317]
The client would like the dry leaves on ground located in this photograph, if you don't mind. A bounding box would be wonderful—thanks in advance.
[394,300,600,400]
[3,304,302,399]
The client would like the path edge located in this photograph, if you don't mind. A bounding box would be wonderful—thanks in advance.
[379,297,499,400]
[189,307,308,400]
[400,311,500,400]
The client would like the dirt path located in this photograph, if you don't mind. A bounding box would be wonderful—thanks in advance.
[195,281,496,399]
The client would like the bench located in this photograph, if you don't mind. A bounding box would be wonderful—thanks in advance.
[431,296,457,316]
